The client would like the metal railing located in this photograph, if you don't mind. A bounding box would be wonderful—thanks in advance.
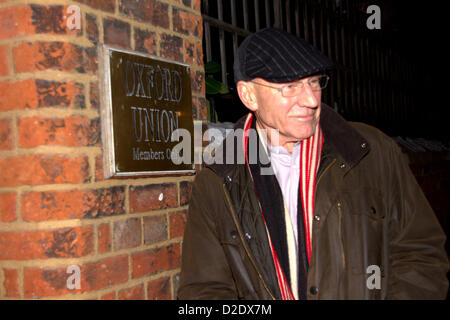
[202,0,419,135]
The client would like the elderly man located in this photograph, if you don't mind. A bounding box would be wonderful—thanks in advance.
[178,28,448,299]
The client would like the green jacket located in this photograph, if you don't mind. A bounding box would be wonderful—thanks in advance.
[178,105,449,299]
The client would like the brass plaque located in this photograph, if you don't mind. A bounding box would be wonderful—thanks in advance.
[100,46,195,177]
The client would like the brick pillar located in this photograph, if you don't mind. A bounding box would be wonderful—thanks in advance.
[0,0,204,299]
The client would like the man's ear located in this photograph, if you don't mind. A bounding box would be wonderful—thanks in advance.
[236,81,258,112]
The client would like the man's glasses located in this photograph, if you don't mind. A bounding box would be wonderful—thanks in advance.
[251,75,330,97]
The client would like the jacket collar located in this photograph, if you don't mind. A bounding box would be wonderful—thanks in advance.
[319,104,370,168]
[206,103,370,178]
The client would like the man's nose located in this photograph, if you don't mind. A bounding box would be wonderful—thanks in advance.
[297,85,319,108]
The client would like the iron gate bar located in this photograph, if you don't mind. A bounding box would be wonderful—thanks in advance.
[265,0,271,27]
[201,14,252,37]
[255,0,260,31]
[216,0,227,86]
[294,1,300,37]
[285,0,291,33]
[243,0,249,31]
[230,0,238,56]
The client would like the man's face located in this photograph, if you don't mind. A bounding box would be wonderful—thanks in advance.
[249,75,322,147]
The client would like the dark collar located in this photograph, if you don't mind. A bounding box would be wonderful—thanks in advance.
[207,104,370,178]
[319,104,369,168]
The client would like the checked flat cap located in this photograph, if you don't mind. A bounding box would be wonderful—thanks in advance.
[234,28,334,83]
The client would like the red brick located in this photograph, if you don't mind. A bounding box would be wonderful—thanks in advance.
[191,96,198,120]
[129,184,178,213]
[18,116,100,147]
[0,79,84,111]
[95,154,105,181]
[192,0,201,11]
[0,226,94,260]
[196,97,207,121]
[86,14,99,44]
[103,18,131,49]
[24,255,128,298]
[180,181,192,206]
[3,268,20,297]
[0,5,81,40]
[82,255,128,292]
[0,79,38,111]
[131,244,180,278]
[192,96,207,121]
[0,119,13,150]
[191,70,205,94]
[143,215,167,245]
[173,8,202,38]
[100,291,116,300]
[169,210,187,239]
[0,154,89,188]
[160,34,183,62]
[36,80,85,109]
[118,284,144,300]
[98,223,111,254]
[0,193,17,222]
[0,46,8,76]
[147,277,171,300]
[77,0,115,12]
[184,39,203,66]
[30,5,81,36]
[24,267,72,298]
[13,42,97,74]
[21,187,125,222]
[113,218,141,250]
[0,6,34,40]
[134,28,157,55]
[119,0,169,28]
[90,82,100,110]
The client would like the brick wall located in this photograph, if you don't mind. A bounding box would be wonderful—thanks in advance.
[0,0,204,299]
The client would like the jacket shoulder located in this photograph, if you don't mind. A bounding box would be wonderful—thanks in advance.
[349,121,400,154]
[194,167,223,187]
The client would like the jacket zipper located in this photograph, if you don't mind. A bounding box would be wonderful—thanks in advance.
[316,158,336,188]
[222,184,276,300]
[314,158,346,269]
[337,201,347,269]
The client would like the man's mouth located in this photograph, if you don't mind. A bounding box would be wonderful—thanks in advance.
[290,114,315,120]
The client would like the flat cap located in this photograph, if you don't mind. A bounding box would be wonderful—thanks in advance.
[234,28,334,83]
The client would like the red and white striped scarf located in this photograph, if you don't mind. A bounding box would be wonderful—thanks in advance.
[243,113,324,300]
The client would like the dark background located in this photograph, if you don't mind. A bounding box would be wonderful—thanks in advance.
[206,0,450,142]
[384,0,449,141]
